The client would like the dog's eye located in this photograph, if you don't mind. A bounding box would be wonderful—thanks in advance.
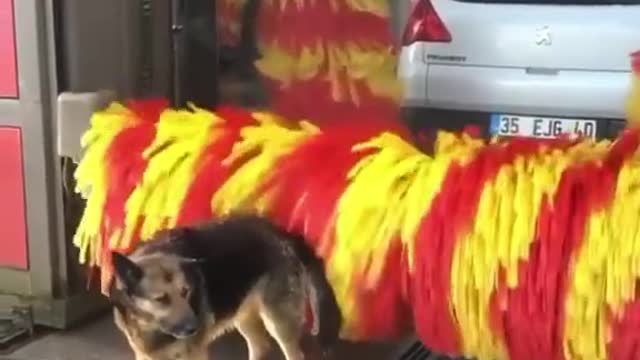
[153,294,170,304]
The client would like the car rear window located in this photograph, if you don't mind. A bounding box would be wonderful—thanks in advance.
[455,0,640,4]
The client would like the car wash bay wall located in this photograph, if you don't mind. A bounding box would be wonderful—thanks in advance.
[0,0,107,328]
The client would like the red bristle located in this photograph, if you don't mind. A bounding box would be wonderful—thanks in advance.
[261,120,405,254]
[462,125,481,138]
[258,0,394,50]
[602,130,640,360]
[609,299,640,360]
[606,129,640,360]
[255,0,401,127]
[103,122,157,240]
[498,131,639,360]
[411,161,463,355]
[176,106,256,225]
[174,148,227,225]
[215,105,256,125]
[99,99,168,293]
[354,240,413,340]
[505,164,592,360]
[127,98,170,119]
[258,0,329,53]
[412,136,574,356]
[294,147,371,255]
[413,147,497,354]
[265,75,401,127]
[604,128,640,173]
[100,101,165,283]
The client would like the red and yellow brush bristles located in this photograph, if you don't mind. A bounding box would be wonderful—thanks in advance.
[214,0,402,123]
[97,100,167,286]
[211,112,319,215]
[73,103,144,267]
[451,138,610,360]
[258,120,399,253]
[176,106,256,226]
[328,132,418,337]
[73,74,640,360]
[254,0,401,123]
[563,131,640,360]
[122,105,222,244]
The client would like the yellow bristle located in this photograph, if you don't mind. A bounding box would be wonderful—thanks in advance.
[73,103,137,265]
[563,144,640,360]
[118,106,221,247]
[211,112,319,215]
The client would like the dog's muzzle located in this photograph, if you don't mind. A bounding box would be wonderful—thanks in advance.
[169,317,200,338]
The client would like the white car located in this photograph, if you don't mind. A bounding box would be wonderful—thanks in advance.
[397,0,640,140]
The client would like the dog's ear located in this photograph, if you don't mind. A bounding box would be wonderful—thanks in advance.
[155,227,192,242]
[112,252,143,289]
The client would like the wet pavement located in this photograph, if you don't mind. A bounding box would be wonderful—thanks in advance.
[0,313,400,360]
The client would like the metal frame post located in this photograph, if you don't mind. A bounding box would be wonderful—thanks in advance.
[170,0,218,109]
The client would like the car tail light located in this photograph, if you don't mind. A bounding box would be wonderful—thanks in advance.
[402,0,452,46]
[632,51,640,73]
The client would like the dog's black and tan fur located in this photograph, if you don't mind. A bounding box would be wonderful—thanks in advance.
[109,215,341,360]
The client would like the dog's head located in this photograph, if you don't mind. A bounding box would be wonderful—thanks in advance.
[111,251,202,339]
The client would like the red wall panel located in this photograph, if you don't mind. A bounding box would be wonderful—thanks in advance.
[0,0,17,98]
[0,127,28,269]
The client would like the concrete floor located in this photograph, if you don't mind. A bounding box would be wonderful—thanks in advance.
[0,314,400,360]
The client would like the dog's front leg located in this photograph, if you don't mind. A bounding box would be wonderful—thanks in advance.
[261,316,304,360]
[236,316,272,360]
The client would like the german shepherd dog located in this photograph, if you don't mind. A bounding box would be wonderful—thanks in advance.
[108,215,342,360]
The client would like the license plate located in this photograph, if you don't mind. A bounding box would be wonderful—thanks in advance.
[490,114,597,139]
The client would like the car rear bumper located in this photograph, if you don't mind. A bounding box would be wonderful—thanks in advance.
[399,61,632,120]
[402,106,626,141]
